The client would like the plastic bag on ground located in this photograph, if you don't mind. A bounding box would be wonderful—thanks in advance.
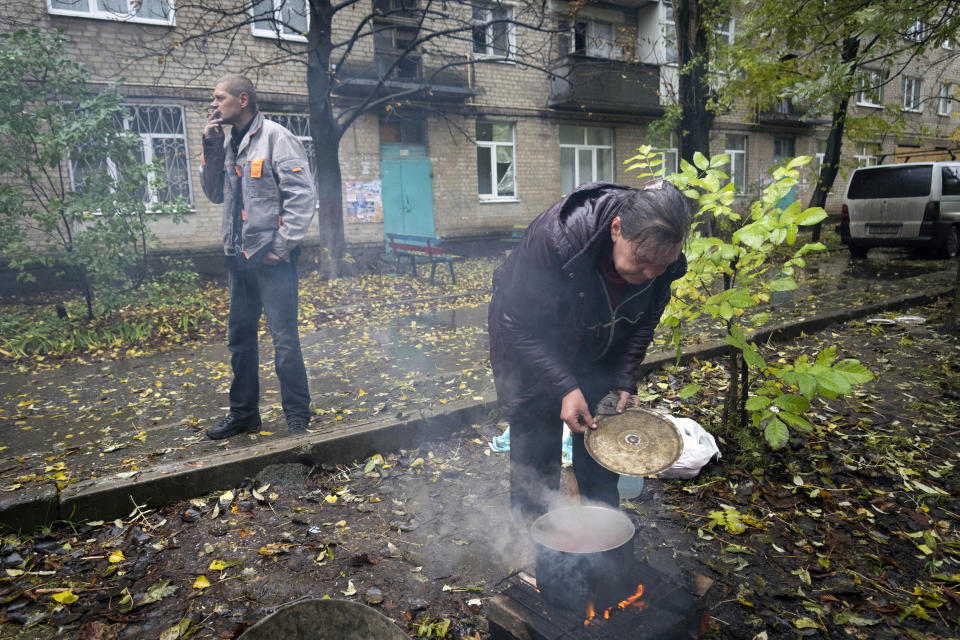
[488,424,573,465]
[657,416,721,479]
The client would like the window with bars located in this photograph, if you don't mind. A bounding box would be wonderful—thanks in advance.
[724,134,747,193]
[476,122,515,199]
[70,105,192,205]
[902,76,923,112]
[853,143,879,168]
[47,0,173,24]
[251,0,309,41]
[559,125,613,194]
[264,113,316,177]
[473,3,514,59]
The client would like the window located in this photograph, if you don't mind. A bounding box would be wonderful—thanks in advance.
[558,19,620,59]
[942,166,960,196]
[661,0,677,64]
[906,19,925,42]
[656,132,679,176]
[374,24,421,80]
[939,83,953,116]
[251,0,308,41]
[902,76,923,112]
[773,136,795,163]
[716,17,734,45]
[853,143,879,168]
[476,122,515,199]
[857,70,884,107]
[70,105,192,205]
[559,126,613,194]
[265,113,315,177]
[48,0,173,25]
[724,134,747,193]
[473,4,514,60]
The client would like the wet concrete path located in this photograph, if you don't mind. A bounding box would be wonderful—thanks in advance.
[0,251,954,490]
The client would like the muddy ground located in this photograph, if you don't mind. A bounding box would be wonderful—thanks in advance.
[1,296,959,640]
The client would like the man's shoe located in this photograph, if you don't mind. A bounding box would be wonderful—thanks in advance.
[287,416,310,436]
[207,414,261,440]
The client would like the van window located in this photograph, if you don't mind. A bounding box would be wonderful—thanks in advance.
[942,166,960,196]
[847,165,932,199]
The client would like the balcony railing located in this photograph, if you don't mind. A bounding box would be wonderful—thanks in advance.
[548,56,662,115]
[334,57,476,102]
[756,99,815,126]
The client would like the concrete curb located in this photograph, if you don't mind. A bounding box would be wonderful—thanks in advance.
[1,284,954,531]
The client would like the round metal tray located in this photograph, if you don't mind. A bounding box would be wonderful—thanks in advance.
[585,408,683,476]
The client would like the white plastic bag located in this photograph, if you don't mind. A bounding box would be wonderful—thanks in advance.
[657,416,721,479]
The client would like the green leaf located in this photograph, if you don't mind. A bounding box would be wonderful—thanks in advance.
[778,411,813,431]
[773,394,810,413]
[764,418,789,449]
[768,277,798,292]
[678,384,701,399]
[733,223,766,249]
[833,359,874,385]
[745,395,771,411]
[693,151,710,170]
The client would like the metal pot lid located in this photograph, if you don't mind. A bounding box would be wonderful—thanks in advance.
[584,408,682,477]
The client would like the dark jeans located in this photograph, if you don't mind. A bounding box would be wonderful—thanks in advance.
[508,385,620,522]
[226,256,310,422]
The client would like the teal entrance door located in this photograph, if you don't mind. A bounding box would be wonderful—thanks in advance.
[381,144,435,237]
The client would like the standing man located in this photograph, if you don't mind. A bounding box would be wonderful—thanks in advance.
[488,180,691,521]
[200,74,316,439]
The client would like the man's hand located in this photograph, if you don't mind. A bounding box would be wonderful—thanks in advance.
[204,111,224,139]
[263,251,281,266]
[615,390,640,413]
[561,388,595,434]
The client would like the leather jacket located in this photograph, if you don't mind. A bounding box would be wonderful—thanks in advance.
[200,111,316,261]
[488,182,686,417]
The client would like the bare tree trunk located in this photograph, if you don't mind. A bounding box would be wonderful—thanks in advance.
[951,259,960,331]
[674,0,714,236]
[308,0,346,279]
[808,37,859,242]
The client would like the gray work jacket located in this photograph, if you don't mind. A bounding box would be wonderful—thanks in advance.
[200,111,316,261]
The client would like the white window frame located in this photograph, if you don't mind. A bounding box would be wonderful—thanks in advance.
[724,134,747,194]
[476,122,516,201]
[906,19,925,43]
[902,76,923,112]
[558,18,622,60]
[70,104,193,206]
[472,3,515,61]
[716,17,734,45]
[661,0,677,65]
[559,126,614,194]
[47,0,174,25]
[853,143,879,168]
[856,69,884,108]
[656,131,679,176]
[939,83,954,116]
[251,0,309,42]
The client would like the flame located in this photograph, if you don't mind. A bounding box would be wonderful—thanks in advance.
[584,601,596,626]
[584,584,645,626]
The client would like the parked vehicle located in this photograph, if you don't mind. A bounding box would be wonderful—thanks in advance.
[840,162,960,259]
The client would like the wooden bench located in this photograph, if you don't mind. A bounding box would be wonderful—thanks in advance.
[386,233,464,285]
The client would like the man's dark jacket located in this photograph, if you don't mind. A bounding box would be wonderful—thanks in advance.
[488,182,687,418]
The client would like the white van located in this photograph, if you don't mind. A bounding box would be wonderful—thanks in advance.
[841,161,960,259]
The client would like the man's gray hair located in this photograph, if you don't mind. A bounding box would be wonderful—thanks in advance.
[216,74,258,112]
[617,179,692,249]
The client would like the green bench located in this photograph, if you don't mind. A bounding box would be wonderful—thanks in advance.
[386,233,464,285]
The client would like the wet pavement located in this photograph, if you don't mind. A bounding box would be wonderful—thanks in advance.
[0,250,955,495]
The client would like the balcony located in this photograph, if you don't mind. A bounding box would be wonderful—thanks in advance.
[548,56,662,116]
[756,99,819,127]
[334,56,476,102]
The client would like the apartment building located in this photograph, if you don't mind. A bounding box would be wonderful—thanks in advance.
[3,1,958,258]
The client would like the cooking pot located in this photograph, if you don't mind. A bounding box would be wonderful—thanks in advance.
[530,505,636,610]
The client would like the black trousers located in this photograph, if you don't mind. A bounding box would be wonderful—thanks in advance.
[508,384,620,522]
